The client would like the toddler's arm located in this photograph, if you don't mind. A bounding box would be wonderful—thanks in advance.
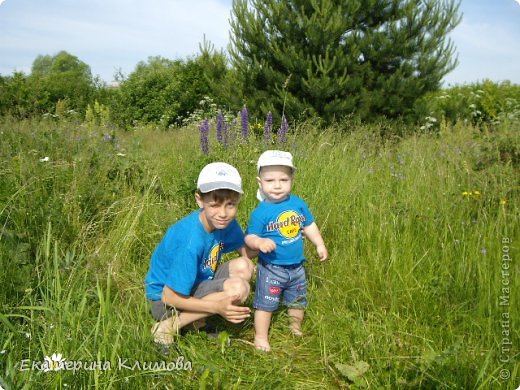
[245,234,276,253]
[303,222,328,261]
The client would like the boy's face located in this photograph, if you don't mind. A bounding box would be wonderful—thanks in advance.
[195,192,239,232]
[257,165,293,203]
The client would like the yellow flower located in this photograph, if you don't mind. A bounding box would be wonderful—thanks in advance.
[500,199,508,205]
[462,191,470,196]
[473,191,481,196]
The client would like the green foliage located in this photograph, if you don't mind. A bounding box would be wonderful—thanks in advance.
[0,51,96,118]
[110,56,213,128]
[30,51,95,114]
[85,100,111,127]
[229,0,461,124]
[415,80,520,128]
[1,117,517,388]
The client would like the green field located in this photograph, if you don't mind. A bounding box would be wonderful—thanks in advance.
[0,116,518,388]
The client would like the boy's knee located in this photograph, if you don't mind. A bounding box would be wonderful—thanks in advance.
[230,257,254,281]
[224,277,250,303]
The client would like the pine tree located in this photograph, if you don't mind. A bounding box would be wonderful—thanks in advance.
[229,0,461,123]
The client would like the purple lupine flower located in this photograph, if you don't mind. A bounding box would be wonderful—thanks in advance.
[277,114,288,144]
[241,107,249,142]
[216,111,224,145]
[264,112,273,144]
[199,119,210,155]
[223,122,229,149]
[230,118,238,146]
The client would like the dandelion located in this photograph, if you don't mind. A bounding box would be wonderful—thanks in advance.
[500,199,508,205]
[277,114,288,145]
[473,191,481,196]
[216,111,224,145]
[462,191,470,196]
[199,119,210,155]
[241,107,249,142]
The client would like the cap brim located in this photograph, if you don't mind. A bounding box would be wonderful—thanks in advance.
[198,182,243,194]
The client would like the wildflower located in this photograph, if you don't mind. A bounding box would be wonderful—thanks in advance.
[462,191,470,196]
[116,152,126,157]
[223,123,229,149]
[230,118,238,146]
[241,107,249,142]
[473,191,481,196]
[277,114,288,145]
[199,119,210,155]
[500,199,508,205]
[44,353,66,372]
[480,249,487,255]
[25,332,31,339]
[454,239,461,244]
[264,112,273,144]
[216,111,224,144]
[39,156,50,163]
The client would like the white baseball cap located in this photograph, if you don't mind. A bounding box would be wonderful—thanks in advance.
[197,162,243,194]
[257,150,295,172]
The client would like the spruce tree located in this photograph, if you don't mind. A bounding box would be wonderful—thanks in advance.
[229,0,461,123]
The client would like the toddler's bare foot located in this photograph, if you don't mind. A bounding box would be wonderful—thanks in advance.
[289,325,303,336]
[254,337,271,352]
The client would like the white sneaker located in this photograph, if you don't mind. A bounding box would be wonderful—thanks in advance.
[151,316,180,345]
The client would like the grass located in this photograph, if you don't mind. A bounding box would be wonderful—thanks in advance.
[0,115,518,388]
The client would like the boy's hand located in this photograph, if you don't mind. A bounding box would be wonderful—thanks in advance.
[217,295,251,323]
[258,238,276,253]
[316,244,328,262]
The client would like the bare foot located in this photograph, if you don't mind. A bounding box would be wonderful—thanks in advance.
[254,337,271,352]
[151,316,180,345]
[289,325,303,336]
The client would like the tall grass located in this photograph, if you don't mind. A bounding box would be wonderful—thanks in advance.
[0,116,518,388]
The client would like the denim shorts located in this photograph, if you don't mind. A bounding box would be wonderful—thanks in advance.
[253,261,307,311]
[150,261,231,321]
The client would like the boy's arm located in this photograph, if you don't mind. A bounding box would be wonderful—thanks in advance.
[162,285,250,324]
[245,234,276,253]
[303,222,328,262]
[236,244,259,260]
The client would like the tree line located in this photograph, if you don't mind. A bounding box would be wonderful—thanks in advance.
[2,0,517,128]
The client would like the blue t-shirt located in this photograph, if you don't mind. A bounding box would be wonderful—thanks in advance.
[145,209,245,300]
[246,195,314,265]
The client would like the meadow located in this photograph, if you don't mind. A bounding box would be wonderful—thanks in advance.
[0,114,518,389]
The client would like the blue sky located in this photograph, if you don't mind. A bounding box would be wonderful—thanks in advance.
[0,0,519,86]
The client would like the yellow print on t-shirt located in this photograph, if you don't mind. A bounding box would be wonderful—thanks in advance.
[203,242,223,272]
[266,210,306,239]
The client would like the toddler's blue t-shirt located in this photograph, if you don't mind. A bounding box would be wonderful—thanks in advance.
[145,209,244,300]
[246,195,314,265]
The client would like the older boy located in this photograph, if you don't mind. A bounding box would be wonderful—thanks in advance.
[245,150,328,352]
[145,162,254,345]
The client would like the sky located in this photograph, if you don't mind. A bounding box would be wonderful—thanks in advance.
[0,0,519,86]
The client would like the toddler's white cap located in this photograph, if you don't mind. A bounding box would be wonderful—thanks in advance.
[257,150,295,172]
[197,162,243,194]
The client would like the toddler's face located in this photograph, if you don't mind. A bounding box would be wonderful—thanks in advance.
[257,165,293,203]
